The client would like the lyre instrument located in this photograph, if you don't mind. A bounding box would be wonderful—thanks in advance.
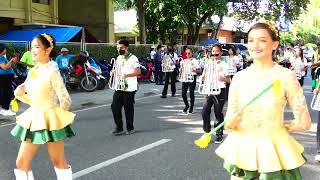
[162,54,175,72]
[108,58,126,90]
[178,59,195,82]
[198,60,221,95]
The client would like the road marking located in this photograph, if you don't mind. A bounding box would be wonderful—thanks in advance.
[0,93,162,128]
[73,139,172,179]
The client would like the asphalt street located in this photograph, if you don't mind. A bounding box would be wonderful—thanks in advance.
[0,75,320,180]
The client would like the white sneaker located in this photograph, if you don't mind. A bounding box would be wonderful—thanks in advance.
[0,109,5,116]
[315,154,320,162]
[2,109,16,116]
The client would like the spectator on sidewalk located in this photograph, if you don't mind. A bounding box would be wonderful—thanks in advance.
[0,43,18,116]
[19,51,36,71]
[154,45,163,85]
[55,48,76,84]
[111,39,141,136]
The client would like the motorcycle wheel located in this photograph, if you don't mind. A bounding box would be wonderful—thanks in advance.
[97,78,107,90]
[80,75,98,92]
[149,72,155,83]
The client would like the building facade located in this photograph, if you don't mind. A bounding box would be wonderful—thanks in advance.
[0,0,115,42]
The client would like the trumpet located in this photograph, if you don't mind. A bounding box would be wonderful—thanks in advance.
[162,54,175,72]
[198,60,221,95]
[178,59,194,82]
[226,58,237,76]
[108,58,126,90]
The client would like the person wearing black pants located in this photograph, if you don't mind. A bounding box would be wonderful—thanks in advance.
[154,45,163,85]
[111,39,141,136]
[0,43,18,116]
[180,47,200,114]
[201,44,230,144]
[161,44,179,98]
[202,88,226,139]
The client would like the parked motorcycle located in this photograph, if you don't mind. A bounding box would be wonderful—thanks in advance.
[89,58,112,90]
[137,57,155,83]
[66,51,99,92]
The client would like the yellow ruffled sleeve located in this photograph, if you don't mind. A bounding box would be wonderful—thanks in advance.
[285,71,311,132]
[50,68,71,111]
[224,74,242,130]
[14,83,30,104]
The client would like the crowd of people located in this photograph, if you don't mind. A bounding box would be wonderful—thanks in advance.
[0,21,319,179]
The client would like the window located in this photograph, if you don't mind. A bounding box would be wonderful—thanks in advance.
[32,0,49,5]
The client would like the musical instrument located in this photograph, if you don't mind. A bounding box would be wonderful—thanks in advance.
[293,62,303,80]
[226,57,237,76]
[311,81,320,111]
[178,59,194,82]
[162,54,175,72]
[198,60,221,95]
[108,58,126,90]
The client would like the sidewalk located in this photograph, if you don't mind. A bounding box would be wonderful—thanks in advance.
[0,82,180,122]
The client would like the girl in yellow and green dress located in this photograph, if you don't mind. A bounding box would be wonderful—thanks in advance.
[11,33,75,180]
[215,22,311,180]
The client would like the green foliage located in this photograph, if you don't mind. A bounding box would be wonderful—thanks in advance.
[230,0,309,22]
[3,43,28,58]
[144,0,227,44]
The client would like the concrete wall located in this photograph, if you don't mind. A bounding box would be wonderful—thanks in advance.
[58,0,114,42]
[0,0,58,24]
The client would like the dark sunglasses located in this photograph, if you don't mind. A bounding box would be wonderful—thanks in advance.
[211,54,220,57]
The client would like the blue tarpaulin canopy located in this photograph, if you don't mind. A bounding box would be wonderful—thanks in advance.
[0,27,82,42]
[199,39,218,46]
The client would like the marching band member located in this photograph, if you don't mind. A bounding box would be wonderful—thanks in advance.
[291,47,307,86]
[201,44,230,143]
[215,22,311,180]
[11,34,75,180]
[110,39,141,136]
[179,47,200,114]
[161,44,179,98]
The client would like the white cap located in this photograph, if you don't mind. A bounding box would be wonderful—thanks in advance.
[61,48,69,52]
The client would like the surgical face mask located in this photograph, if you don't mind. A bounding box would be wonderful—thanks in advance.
[118,49,126,55]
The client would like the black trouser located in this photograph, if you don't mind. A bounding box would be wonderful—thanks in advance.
[298,76,304,87]
[111,90,136,131]
[0,74,14,110]
[181,77,196,109]
[162,71,176,96]
[317,112,320,154]
[202,88,226,136]
[154,62,163,84]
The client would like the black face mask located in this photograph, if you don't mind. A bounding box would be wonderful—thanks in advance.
[118,50,126,55]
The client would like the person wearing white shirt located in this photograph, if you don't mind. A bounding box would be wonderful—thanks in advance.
[161,44,179,98]
[180,47,200,114]
[111,39,141,136]
[202,44,230,144]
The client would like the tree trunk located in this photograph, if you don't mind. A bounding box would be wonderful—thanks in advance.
[213,15,224,39]
[137,0,146,44]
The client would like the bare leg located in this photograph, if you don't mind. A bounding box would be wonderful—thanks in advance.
[16,140,40,172]
[46,141,68,169]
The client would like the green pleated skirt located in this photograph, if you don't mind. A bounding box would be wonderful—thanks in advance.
[11,124,76,144]
[224,162,302,180]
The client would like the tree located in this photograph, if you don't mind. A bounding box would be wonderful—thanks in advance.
[175,0,228,44]
[230,0,310,22]
[114,0,147,44]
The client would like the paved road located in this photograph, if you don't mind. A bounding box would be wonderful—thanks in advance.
[0,76,320,180]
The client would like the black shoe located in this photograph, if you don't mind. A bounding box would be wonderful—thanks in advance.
[214,136,224,144]
[171,94,176,97]
[183,106,189,113]
[111,129,125,136]
[188,107,193,114]
[160,95,167,98]
[126,129,135,135]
